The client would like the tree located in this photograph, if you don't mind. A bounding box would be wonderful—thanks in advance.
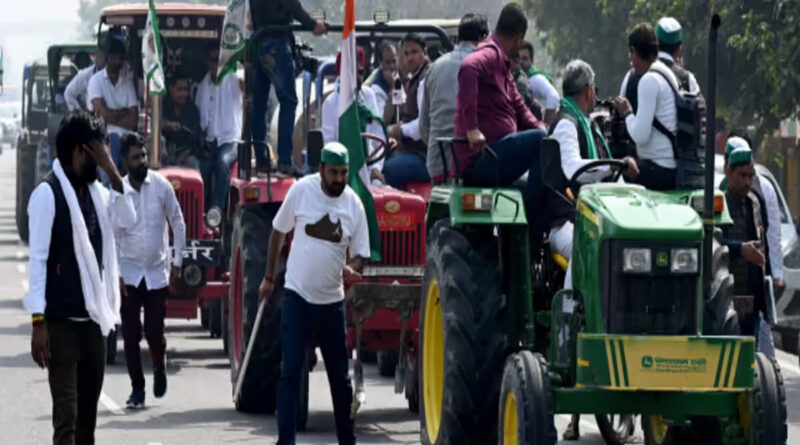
[524,0,800,146]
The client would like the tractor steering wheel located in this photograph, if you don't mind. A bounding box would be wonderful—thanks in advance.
[568,159,629,191]
[363,133,394,166]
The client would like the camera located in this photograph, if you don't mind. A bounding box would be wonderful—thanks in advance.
[591,98,636,159]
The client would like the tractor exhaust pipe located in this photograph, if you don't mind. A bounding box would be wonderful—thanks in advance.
[703,14,721,302]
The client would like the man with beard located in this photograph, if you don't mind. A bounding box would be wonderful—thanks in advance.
[163,73,202,168]
[88,36,139,171]
[116,132,186,409]
[259,142,369,445]
[24,110,136,444]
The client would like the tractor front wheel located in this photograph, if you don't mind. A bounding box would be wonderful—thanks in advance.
[750,352,787,444]
[497,351,556,445]
[418,220,507,445]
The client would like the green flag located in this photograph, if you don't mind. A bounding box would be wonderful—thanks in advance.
[142,0,165,96]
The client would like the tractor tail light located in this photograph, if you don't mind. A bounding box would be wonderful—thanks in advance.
[462,193,492,212]
[690,193,725,214]
[243,186,260,202]
[713,194,725,213]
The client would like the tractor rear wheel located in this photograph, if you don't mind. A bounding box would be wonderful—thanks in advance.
[750,352,787,444]
[16,144,37,244]
[419,220,507,445]
[704,235,738,335]
[227,205,281,414]
[497,351,556,445]
[595,414,636,445]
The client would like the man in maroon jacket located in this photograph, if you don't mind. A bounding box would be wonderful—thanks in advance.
[455,3,547,230]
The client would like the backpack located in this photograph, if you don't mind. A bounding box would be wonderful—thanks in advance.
[649,66,707,189]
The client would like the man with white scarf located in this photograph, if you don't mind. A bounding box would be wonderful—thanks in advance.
[24,110,136,445]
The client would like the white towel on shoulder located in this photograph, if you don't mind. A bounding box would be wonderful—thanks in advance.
[52,159,121,336]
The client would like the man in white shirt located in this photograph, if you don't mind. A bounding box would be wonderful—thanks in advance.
[65,51,104,112]
[383,33,431,189]
[25,111,136,444]
[613,23,679,191]
[321,49,385,184]
[547,60,638,441]
[366,41,397,118]
[88,37,139,170]
[259,143,369,445]
[116,133,186,409]
[195,43,243,212]
[519,40,559,125]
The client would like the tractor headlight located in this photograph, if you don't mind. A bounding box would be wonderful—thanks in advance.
[671,248,699,273]
[623,248,651,273]
[206,206,222,229]
[183,264,203,287]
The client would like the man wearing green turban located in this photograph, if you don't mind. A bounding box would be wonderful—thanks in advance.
[655,17,701,95]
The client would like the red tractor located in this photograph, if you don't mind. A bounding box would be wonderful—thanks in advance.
[224,16,459,419]
[96,3,229,329]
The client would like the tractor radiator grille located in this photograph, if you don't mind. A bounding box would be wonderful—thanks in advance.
[379,224,425,266]
[602,241,700,335]
[175,189,202,239]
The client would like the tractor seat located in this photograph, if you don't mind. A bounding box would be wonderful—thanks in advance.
[551,252,568,272]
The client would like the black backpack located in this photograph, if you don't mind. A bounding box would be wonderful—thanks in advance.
[649,66,707,189]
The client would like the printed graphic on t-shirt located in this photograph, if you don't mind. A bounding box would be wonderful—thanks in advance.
[305,214,343,243]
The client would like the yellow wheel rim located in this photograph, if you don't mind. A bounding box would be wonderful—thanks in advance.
[649,415,669,444]
[423,278,444,443]
[502,392,519,445]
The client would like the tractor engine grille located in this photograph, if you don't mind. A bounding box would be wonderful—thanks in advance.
[379,224,425,266]
[602,241,700,335]
[175,189,202,239]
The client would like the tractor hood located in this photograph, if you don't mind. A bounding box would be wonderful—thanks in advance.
[578,184,706,241]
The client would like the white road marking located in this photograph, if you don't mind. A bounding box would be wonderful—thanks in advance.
[777,354,800,376]
[99,392,125,415]
[15,250,24,260]
[16,263,26,274]
[21,280,29,292]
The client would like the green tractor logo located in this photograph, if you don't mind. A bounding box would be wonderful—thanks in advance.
[642,356,654,369]
[656,251,669,267]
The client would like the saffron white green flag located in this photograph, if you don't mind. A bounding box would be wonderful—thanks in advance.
[339,0,381,261]
[142,0,165,96]
[217,0,250,83]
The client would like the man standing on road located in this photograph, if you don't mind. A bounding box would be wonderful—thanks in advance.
[419,12,488,183]
[195,43,243,211]
[250,0,326,177]
[88,37,139,170]
[259,143,369,445]
[116,133,186,409]
[25,110,136,445]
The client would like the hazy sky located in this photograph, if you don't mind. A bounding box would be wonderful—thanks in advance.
[1,0,83,101]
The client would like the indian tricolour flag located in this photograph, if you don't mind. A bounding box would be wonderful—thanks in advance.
[142,0,165,95]
[339,0,381,261]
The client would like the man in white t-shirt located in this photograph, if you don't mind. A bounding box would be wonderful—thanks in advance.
[519,40,559,125]
[194,43,243,211]
[259,142,369,445]
[88,37,139,170]
[613,23,678,191]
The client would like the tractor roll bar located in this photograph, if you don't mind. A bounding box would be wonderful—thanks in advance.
[703,15,721,303]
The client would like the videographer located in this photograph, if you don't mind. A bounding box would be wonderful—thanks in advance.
[250,0,326,177]
[613,23,679,191]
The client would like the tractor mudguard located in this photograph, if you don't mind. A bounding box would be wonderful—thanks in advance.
[550,290,585,387]
[426,185,527,229]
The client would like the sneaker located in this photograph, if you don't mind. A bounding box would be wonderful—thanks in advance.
[153,369,167,398]
[277,164,304,178]
[126,390,145,410]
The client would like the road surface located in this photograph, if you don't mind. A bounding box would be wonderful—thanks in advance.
[0,148,797,444]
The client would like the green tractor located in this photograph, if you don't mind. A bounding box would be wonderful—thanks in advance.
[417,15,787,445]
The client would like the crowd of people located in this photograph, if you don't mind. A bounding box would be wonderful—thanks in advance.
[23,0,787,444]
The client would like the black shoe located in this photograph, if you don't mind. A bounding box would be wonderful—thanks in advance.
[562,415,580,440]
[154,369,167,398]
[126,390,145,410]
[277,164,304,178]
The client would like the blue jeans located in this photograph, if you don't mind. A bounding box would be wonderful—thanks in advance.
[99,133,123,187]
[199,142,236,210]
[465,129,547,232]
[277,290,354,445]
[382,152,431,189]
[252,37,296,168]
